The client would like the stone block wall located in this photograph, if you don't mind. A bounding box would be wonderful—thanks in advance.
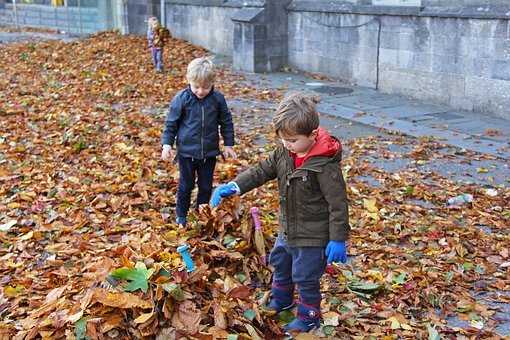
[126,0,163,35]
[165,0,243,56]
[287,2,510,118]
[0,3,109,34]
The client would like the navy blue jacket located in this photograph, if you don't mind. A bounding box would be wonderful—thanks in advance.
[161,86,235,159]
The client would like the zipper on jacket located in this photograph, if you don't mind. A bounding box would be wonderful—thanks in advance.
[201,105,205,159]
[289,167,320,181]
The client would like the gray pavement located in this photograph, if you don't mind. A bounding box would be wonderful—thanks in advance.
[237,71,510,160]
[213,51,509,187]
[229,98,509,188]
[0,30,81,44]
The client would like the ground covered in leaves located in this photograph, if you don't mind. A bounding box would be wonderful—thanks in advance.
[0,32,509,339]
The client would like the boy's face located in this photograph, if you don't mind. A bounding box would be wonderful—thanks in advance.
[278,130,318,155]
[190,82,212,99]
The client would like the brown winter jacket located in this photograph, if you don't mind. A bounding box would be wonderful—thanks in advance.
[234,129,350,247]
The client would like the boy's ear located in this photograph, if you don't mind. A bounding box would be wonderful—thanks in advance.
[310,129,319,138]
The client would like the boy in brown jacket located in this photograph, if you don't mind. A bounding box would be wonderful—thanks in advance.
[210,92,350,334]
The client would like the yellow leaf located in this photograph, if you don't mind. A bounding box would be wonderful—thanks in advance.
[388,317,400,329]
[477,167,489,173]
[363,198,378,213]
[6,260,22,268]
[383,336,396,340]
[0,220,17,232]
[4,285,25,297]
[115,142,133,153]
[163,230,177,241]
[367,270,384,282]
[322,311,340,326]
[401,323,413,331]
[67,310,83,323]
[134,311,154,324]
[455,244,467,258]
[295,334,319,340]
[20,231,34,241]
[19,191,36,202]
[67,176,80,184]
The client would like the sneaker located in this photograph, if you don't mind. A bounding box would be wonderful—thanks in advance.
[176,216,187,228]
[283,318,320,334]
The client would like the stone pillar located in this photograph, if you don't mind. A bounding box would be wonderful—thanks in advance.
[97,0,114,30]
[147,0,159,18]
[126,0,148,35]
[232,0,292,73]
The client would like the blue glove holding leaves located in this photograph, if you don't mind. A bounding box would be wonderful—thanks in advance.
[210,182,240,207]
[325,240,347,264]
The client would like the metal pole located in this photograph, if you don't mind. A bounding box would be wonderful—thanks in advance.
[78,0,82,35]
[160,0,165,27]
[64,0,70,34]
[13,0,18,29]
[123,0,129,34]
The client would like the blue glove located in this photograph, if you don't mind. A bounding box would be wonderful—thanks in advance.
[210,182,240,207]
[325,240,347,264]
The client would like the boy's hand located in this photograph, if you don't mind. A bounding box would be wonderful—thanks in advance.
[210,182,240,207]
[325,240,347,264]
[161,145,173,161]
[222,146,237,160]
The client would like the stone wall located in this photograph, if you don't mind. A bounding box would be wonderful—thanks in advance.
[165,0,245,56]
[126,0,164,35]
[287,2,510,118]
[0,3,110,34]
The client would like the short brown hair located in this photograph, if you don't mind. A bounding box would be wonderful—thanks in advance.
[273,92,320,136]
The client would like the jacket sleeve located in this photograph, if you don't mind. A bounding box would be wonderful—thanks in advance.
[161,94,183,146]
[234,150,279,194]
[317,162,350,241]
[217,94,235,147]
[147,29,153,47]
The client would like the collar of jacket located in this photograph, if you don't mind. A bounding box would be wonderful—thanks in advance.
[186,85,216,101]
[285,146,342,180]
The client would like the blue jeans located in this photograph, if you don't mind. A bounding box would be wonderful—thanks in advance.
[176,156,216,219]
[269,236,326,307]
[151,47,163,71]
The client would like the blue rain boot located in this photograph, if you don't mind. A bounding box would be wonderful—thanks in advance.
[284,302,320,334]
[260,282,294,315]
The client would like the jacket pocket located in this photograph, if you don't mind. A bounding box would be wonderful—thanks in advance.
[297,174,329,215]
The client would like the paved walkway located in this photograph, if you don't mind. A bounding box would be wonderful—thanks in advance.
[237,71,510,160]
[0,30,80,44]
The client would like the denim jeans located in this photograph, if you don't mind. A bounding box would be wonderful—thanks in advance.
[151,47,163,71]
[269,236,326,307]
[176,156,216,219]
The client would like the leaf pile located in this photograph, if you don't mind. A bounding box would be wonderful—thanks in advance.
[0,32,509,339]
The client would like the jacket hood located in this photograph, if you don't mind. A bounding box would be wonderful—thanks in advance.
[296,128,342,168]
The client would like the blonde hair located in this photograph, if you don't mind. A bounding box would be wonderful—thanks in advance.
[148,16,159,29]
[186,57,216,85]
[273,92,320,136]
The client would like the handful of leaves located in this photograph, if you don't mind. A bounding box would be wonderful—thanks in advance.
[250,207,266,263]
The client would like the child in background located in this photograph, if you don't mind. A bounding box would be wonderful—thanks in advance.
[161,57,236,227]
[210,92,349,334]
[147,16,168,72]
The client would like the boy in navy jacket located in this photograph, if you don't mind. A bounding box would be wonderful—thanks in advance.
[161,57,236,226]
